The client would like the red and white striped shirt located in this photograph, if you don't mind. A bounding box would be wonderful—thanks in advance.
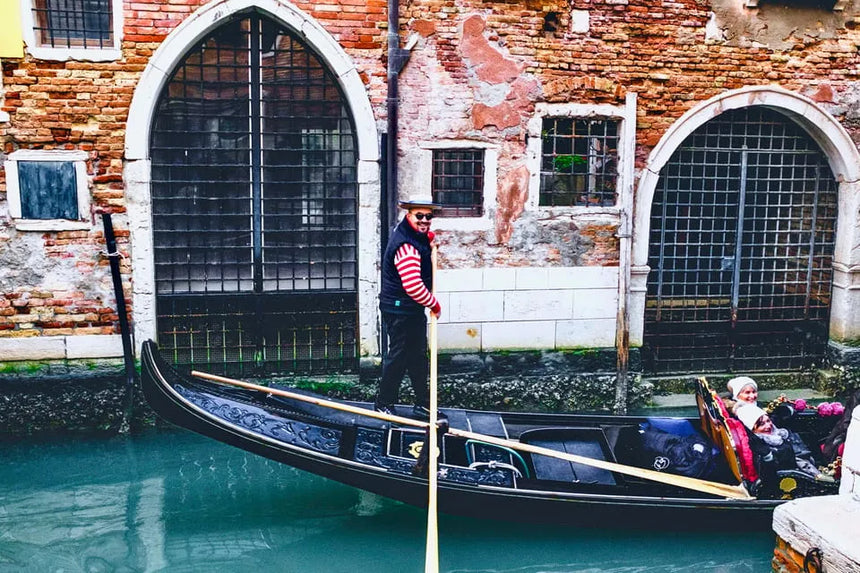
[394,243,439,311]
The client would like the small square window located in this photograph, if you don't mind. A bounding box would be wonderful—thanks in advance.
[5,150,91,231]
[17,161,79,219]
[540,117,619,207]
[432,149,484,217]
[32,0,113,49]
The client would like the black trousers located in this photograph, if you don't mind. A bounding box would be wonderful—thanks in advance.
[377,312,429,408]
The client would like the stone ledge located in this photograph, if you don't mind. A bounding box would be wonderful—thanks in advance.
[0,335,124,361]
[772,496,860,572]
[828,341,860,369]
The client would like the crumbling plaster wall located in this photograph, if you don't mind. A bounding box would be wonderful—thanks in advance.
[398,12,621,269]
[3,0,860,358]
[709,0,856,51]
[398,0,860,272]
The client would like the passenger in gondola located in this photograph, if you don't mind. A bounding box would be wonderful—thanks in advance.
[736,404,834,485]
[725,376,758,414]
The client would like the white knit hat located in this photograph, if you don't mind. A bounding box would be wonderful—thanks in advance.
[727,376,757,400]
[736,404,767,431]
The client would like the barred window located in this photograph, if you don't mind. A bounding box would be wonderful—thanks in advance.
[540,118,619,207]
[32,0,113,49]
[432,149,484,217]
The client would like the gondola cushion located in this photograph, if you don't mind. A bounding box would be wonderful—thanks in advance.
[638,426,718,479]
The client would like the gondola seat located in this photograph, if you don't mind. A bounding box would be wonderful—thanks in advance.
[519,427,619,486]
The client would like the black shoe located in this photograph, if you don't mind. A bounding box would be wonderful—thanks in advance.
[374,404,395,416]
[412,405,448,420]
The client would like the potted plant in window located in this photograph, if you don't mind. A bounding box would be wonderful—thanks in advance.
[549,154,588,202]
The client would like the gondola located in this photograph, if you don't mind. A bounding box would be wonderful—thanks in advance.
[140,340,839,529]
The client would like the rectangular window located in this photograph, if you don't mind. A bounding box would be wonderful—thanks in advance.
[432,149,484,217]
[4,150,90,231]
[32,0,113,49]
[540,118,619,207]
[18,161,79,219]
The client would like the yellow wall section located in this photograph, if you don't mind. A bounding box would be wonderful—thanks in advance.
[0,0,24,58]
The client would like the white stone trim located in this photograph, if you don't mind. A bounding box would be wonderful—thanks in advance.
[124,0,381,357]
[633,84,860,342]
[436,266,618,352]
[0,335,123,360]
[4,149,92,231]
[20,0,123,62]
[525,101,636,213]
[415,140,499,232]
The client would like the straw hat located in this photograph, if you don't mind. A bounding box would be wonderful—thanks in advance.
[398,194,440,210]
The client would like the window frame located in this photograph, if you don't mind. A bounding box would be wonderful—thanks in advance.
[21,0,122,61]
[4,149,92,231]
[526,102,635,214]
[417,140,498,232]
[431,147,486,218]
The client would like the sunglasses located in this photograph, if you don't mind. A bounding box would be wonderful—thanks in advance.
[413,212,434,221]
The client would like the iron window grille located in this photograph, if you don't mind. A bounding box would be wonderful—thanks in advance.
[431,149,484,217]
[540,117,619,207]
[150,14,358,376]
[32,0,112,49]
[644,107,837,374]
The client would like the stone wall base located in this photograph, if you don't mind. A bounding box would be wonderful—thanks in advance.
[828,340,860,369]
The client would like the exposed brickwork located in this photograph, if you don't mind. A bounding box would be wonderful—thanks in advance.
[772,535,805,573]
[3,0,860,342]
[0,229,132,337]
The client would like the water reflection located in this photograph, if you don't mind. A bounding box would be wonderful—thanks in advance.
[0,430,774,572]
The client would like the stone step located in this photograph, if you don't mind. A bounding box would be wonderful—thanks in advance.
[639,388,832,414]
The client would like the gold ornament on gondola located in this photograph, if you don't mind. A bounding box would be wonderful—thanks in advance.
[779,476,798,498]
[409,441,424,458]
[765,394,788,414]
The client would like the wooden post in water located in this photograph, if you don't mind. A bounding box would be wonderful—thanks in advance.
[103,213,136,433]
[424,244,440,573]
[614,93,637,415]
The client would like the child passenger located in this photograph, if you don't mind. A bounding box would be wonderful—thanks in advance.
[736,404,834,483]
[726,376,758,414]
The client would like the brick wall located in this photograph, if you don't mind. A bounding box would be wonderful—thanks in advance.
[772,536,804,573]
[2,0,860,352]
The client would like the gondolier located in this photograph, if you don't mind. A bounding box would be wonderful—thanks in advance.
[376,196,442,420]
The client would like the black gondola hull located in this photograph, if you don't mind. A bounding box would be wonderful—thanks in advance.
[140,341,820,529]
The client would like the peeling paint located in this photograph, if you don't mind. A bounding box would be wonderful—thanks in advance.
[459,15,522,85]
[709,0,855,50]
[494,164,530,244]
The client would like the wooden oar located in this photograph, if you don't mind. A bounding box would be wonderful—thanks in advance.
[189,371,753,500]
[446,427,752,500]
[425,243,440,573]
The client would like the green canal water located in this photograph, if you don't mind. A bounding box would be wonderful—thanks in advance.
[0,429,774,572]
